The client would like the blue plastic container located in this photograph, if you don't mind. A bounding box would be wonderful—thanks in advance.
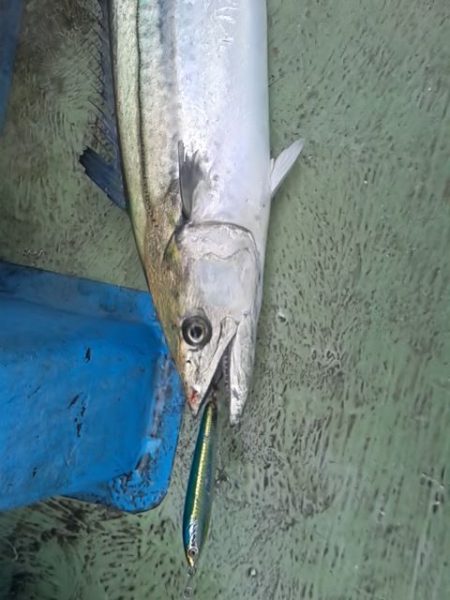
[0,262,184,512]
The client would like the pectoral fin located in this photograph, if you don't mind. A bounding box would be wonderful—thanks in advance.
[270,139,304,197]
[178,141,210,221]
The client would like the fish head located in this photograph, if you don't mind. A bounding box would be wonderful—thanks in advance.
[173,222,261,424]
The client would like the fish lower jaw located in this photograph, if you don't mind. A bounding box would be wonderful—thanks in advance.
[185,350,228,416]
[186,353,248,426]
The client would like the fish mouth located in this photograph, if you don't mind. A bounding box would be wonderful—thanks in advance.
[187,349,229,417]
[185,317,237,415]
[186,312,255,425]
[186,347,230,415]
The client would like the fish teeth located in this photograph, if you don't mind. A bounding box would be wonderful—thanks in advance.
[222,347,231,395]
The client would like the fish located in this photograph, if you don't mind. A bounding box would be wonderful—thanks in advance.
[182,397,219,569]
[82,0,303,424]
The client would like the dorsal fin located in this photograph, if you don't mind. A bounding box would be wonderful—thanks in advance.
[79,0,127,210]
[80,147,126,209]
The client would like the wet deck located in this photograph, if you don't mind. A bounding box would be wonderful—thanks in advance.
[1,0,449,598]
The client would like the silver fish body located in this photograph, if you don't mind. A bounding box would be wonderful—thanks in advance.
[109,0,302,423]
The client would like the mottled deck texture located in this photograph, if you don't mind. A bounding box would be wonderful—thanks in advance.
[1,0,449,599]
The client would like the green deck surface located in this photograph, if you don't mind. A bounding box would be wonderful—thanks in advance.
[1,0,449,598]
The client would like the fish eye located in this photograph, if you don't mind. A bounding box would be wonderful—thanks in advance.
[182,315,212,348]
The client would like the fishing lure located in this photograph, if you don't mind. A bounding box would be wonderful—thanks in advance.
[183,397,219,569]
